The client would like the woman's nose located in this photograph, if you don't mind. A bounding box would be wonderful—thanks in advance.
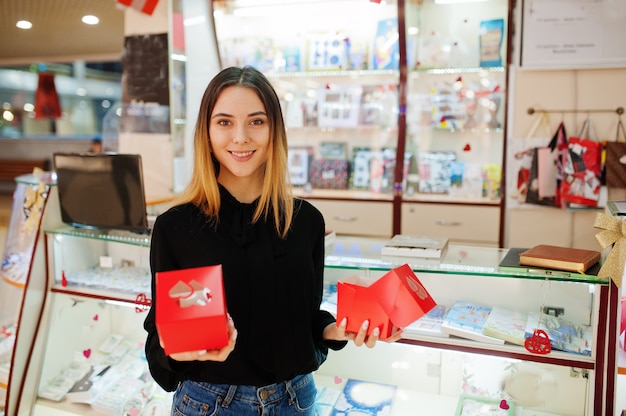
[232,125,249,143]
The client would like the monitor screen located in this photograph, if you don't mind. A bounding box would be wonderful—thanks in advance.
[53,153,149,233]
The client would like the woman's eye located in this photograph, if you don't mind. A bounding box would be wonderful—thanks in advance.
[250,118,265,126]
[217,119,231,126]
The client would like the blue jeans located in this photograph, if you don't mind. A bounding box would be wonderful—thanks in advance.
[171,373,317,416]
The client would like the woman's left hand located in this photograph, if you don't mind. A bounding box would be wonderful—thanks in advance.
[323,318,403,348]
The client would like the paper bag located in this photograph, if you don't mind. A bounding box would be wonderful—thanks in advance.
[526,121,567,207]
[509,111,552,204]
[561,119,603,207]
[605,119,626,188]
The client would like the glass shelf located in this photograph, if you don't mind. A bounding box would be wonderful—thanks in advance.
[409,66,505,74]
[325,236,609,285]
[45,227,150,247]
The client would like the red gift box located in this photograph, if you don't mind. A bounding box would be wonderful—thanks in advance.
[337,264,436,339]
[156,265,229,355]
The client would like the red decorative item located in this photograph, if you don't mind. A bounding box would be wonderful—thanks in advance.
[463,143,471,152]
[499,399,510,410]
[135,293,152,313]
[93,314,99,321]
[83,348,92,358]
[524,329,551,354]
[34,72,61,119]
[61,270,68,287]
[155,265,229,355]
[337,264,436,339]
[116,0,159,16]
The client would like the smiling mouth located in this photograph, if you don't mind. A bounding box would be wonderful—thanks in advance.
[230,150,254,157]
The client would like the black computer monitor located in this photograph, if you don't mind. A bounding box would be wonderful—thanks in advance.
[53,153,149,233]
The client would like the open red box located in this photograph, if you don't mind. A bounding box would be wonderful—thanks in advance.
[336,263,436,339]
[155,265,229,355]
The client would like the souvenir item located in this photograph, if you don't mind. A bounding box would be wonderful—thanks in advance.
[561,119,602,207]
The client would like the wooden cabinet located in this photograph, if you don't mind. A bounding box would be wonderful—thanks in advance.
[401,202,500,246]
[507,207,601,250]
[307,197,393,237]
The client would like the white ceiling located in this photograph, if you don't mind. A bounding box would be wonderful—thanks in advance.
[0,0,126,66]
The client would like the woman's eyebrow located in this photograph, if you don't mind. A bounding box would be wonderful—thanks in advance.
[211,110,267,119]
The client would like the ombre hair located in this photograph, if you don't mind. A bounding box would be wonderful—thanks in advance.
[176,66,293,238]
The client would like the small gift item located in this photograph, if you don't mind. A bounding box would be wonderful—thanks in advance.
[524,329,551,355]
[134,293,152,313]
[156,265,228,355]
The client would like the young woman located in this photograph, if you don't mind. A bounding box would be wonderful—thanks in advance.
[143,66,402,415]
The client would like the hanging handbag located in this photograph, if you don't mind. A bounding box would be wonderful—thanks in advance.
[509,111,552,204]
[525,121,567,207]
[604,118,626,188]
[561,118,603,207]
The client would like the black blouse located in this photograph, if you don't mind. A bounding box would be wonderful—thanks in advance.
[143,186,345,391]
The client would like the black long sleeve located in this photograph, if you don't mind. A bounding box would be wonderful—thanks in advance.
[143,187,345,391]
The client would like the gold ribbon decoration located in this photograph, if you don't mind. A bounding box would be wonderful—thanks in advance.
[593,213,626,288]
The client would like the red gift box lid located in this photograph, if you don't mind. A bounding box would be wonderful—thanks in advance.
[370,263,436,328]
[337,264,436,336]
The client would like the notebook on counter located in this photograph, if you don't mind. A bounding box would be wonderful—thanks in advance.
[498,247,601,277]
[381,234,449,259]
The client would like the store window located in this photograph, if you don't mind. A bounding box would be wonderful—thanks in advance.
[0,61,122,139]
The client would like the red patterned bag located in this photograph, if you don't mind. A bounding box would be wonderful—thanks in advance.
[561,119,603,207]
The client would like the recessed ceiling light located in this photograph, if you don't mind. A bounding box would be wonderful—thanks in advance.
[82,15,99,25]
[16,20,33,29]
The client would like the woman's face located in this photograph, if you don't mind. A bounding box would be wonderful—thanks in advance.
[209,86,270,184]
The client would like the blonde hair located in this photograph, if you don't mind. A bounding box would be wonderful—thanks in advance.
[176,66,294,238]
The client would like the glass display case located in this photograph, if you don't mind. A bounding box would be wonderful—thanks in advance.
[316,236,615,415]
[210,0,511,244]
[16,187,616,415]
[0,173,58,416]
[401,0,509,246]
[26,228,171,416]
[212,0,401,237]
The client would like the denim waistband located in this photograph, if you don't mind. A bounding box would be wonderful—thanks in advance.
[193,373,313,405]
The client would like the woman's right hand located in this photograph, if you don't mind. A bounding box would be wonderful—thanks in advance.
[162,314,238,362]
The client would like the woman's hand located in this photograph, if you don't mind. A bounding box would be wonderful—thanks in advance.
[161,314,238,362]
[323,318,403,349]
